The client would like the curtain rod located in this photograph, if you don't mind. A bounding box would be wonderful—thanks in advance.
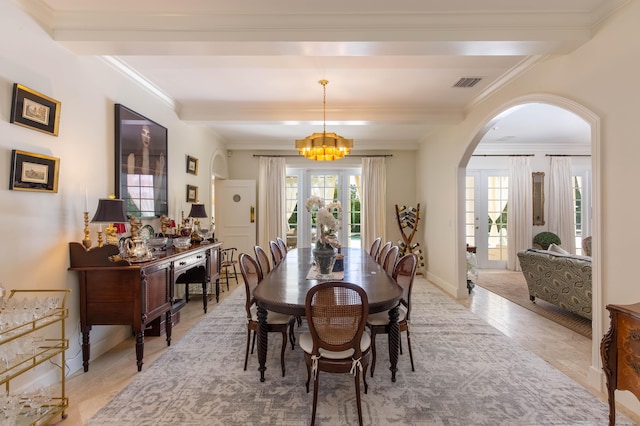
[545,154,591,157]
[472,154,534,157]
[252,154,393,158]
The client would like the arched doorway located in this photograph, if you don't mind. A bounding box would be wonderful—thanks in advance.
[457,94,603,388]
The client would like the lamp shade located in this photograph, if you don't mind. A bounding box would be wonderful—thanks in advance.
[91,198,128,223]
[188,203,207,218]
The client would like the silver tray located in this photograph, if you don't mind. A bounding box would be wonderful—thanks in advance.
[126,255,156,263]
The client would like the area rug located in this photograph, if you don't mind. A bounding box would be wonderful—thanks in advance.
[473,270,592,338]
[88,279,627,425]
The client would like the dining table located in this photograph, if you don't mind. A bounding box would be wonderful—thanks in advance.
[253,246,403,382]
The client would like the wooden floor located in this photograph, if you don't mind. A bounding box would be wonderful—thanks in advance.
[51,276,640,425]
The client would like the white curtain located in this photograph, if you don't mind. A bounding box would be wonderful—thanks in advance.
[507,157,532,271]
[258,157,286,250]
[549,157,576,253]
[361,157,386,250]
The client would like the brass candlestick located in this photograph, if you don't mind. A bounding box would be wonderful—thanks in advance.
[160,214,171,235]
[97,230,104,248]
[82,211,92,249]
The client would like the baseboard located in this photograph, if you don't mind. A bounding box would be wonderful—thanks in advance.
[66,325,131,376]
[425,270,467,299]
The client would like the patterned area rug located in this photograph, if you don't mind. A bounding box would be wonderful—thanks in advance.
[88,279,626,425]
[473,270,592,338]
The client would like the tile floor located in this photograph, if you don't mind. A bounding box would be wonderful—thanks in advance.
[50,275,640,425]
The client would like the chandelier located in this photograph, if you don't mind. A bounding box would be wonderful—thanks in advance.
[295,80,353,161]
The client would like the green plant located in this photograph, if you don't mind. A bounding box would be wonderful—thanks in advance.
[533,232,561,250]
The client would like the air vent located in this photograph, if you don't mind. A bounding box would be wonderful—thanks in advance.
[453,77,483,88]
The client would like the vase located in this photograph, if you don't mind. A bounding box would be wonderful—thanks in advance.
[313,245,337,279]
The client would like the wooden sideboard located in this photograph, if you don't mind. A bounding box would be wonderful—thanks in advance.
[601,303,640,426]
[69,241,221,372]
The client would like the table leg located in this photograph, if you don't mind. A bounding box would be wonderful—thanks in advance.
[257,304,268,382]
[387,305,400,382]
[215,278,220,303]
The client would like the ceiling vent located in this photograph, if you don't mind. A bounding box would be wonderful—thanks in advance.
[453,77,483,88]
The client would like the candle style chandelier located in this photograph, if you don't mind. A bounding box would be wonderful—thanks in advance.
[295,80,353,161]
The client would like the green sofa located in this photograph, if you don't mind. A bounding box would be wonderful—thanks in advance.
[516,249,592,320]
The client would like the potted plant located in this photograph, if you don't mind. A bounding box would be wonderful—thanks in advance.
[533,232,561,250]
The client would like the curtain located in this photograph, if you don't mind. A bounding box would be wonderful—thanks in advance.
[361,157,386,250]
[549,157,576,253]
[258,157,286,250]
[507,157,532,271]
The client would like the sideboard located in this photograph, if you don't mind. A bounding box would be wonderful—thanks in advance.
[601,302,640,426]
[69,241,221,372]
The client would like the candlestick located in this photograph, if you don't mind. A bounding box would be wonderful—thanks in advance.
[97,230,104,248]
[82,211,92,249]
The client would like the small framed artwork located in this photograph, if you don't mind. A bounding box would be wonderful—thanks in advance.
[186,185,198,203]
[10,150,60,193]
[186,155,198,175]
[10,84,61,136]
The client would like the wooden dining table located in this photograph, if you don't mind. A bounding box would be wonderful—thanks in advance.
[253,246,403,382]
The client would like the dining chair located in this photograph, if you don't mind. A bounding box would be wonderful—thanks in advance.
[377,241,392,266]
[369,237,382,259]
[300,281,370,426]
[276,237,288,256]
[254,245,271,276]
[220,247,238,291]
[367,253,417,377]
[269,240,284,266]
[239,253,295,376]
[383,245,399,276]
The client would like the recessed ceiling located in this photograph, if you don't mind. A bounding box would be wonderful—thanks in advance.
[19,0,624,151]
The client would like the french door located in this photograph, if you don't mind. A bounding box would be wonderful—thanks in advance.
[286,168,361,249]
[466,170,508,269]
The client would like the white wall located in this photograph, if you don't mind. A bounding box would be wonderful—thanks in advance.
[418,0,640,414]
[0,1,226,385]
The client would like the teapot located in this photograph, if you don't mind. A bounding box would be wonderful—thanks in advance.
[124,237,149,259]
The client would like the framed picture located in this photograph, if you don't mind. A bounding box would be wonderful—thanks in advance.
[10,84,61,136]
[10,150,60,193]
[114,104,168,218]
[186,185,198,203]
[186,155,198,175]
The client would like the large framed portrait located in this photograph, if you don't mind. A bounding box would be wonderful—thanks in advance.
[10,84,61,136]
[10,150,60,193]
[115,104,168,218]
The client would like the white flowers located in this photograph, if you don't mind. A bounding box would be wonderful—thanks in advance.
[306,195,342,247]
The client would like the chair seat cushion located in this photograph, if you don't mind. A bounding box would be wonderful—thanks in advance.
[249,305,292,324]
[299,332,371,359]
[366,305,408,326]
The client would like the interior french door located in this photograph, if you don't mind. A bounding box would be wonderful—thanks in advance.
[466,170,508,269]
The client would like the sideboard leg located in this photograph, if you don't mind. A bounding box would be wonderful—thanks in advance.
[81,327,91,372]
[135,331,144,372]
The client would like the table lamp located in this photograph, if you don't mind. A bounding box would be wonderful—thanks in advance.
[188,203,208,243]
[92,196,128,247]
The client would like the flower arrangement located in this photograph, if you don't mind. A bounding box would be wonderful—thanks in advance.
[305,195,342,248]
